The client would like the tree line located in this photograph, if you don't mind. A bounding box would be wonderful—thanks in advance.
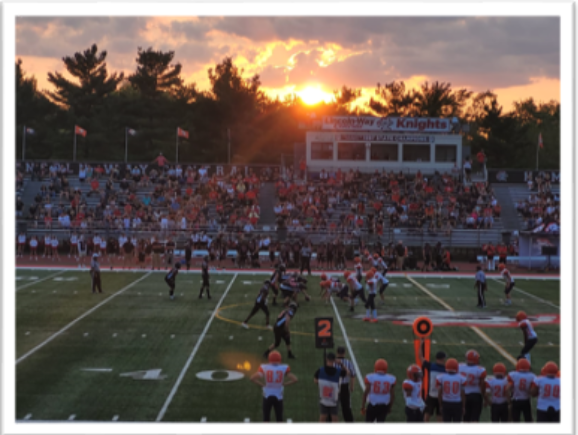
[16,44,560,169]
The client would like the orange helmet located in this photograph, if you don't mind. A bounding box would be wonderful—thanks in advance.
[446,358,459,373]
[370,267,377,273]
[354,256,361,263]
[407,364,422,381]
[373,253,379,259]
[344,271,352,279]
[493,363,507,375]
[374,359,388,373]
[321,280,330,289]
[268,350,282,364]
[498,263,506,271]
[557,370,561,378]
[320,273,328,280]
[466,349,480,365]
[516,358,531,372]
[542,361,558,376]
[366,271,374,280]
[516,311,527,322]
[364,249,370,256]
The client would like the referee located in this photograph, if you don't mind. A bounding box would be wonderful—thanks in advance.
[474,265,487,308]
[336,346,355,422]
[90,253,103,294]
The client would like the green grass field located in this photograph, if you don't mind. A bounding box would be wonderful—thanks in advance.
[15,269,560,423]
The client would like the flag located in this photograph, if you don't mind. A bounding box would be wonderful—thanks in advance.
[127,128,137,136]
[25,128,35,134]
[75,125,87,137]
[177,127,189,139]
[538,133,544,149]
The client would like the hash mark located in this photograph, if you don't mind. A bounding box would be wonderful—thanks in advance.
[432,340,437,344]
[229,336,234,340]
[84,332,89,337]
[171,334,175,339]
[32,290,36,293]
[287,418,293,423]
[24,414,32,420]
[112,415,119,421]
[258,336,262,341]
[244,418,250,422]
[142,334,147,338]
[112,333,117,338]
[403,339,407,343]
[25,331,30,335]
[68,414,76,421]
[460,340,465,344]
[201,417,207,422]
[548,342,553,346]
[374,339,378,343]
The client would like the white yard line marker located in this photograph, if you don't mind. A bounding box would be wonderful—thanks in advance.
[25,331,30,336]
[81,368,113,372]
[244,418,250,423]
[492,279,559,309]
[83,332,89,337]
[405,275,517,365]
[112,415,119,421]
[16,270,66,291]
[201,417,207,423]
[330,297,364,388]
[258,336,262,341]
[156,274,238,422]
[142,334,147,338]
[68,414,76,421]
[16,272,152,365]
[287,418,293,423]
[229,335,234,340]
[24,414,32,420]
[171,334,175,339]
[112,333,117,338]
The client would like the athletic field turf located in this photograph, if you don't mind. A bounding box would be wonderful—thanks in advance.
[15,268,560,423]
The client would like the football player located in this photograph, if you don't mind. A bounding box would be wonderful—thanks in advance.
[242,280,272,329]
[516,311,538,363]
[531,361,560,422]
[199,255,211,299]
[371,267,390,305]
[362,359,396,422]
[459,349,487,422]
[363,271,378,323]
[250,350,298,422]
[264,301,298,359]
[269,262,286,306]
[484,363,510,422]
[353,256,363,282]
[498,263,515,306]
[403,364,425,422]
[436,358,467,422]
[345,271,366,312]
[165,262,181,300]
[507,358,535,422]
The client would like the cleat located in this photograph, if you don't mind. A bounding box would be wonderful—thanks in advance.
[198,295,203,299]
[363,317,370,322]
[288,352,296,359]
[241,323,249,329]
[263,350,270,359]
[370,318,378,323]
[170,296,175,300]
[208,295,212,300]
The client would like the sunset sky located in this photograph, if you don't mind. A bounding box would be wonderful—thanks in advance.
[15,16,560,112]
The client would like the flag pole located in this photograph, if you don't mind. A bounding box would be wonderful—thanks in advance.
[22,125,26,161]
[176,128,179,164]
[125,127,128,163]
[536,134,539,170]
[73,130,77,162]
[227,127,231,164]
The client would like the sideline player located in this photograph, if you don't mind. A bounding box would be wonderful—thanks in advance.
[516,311,538,363]
[242,280,272,329]
[531,361,560,422]
[507,358,535,422]
[459,349,486,423]
[403,364,425,422]
[474,265,486,308]
[199,255,211,299]
[165,262,181,300]
[484,363,510,422]
[436,358,466,423]
[264,301,298,359]
[90,253,103,294]
[363,271,378,323]
[250,350,298,422]
[417,341,447,422]
[498,263,515,306]
[362,359,396,422]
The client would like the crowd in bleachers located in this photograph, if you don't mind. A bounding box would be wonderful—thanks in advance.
[517,173,560,233]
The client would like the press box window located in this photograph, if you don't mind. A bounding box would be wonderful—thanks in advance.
[435,145,457,162]
[311,142,333,160]
[370,144,398,161]
[402,144,430,162]
[338,142,366,161]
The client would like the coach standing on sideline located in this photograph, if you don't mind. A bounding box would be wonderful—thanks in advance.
[474,265,486,308]
[90,253,103,294]
[336,346,355,422]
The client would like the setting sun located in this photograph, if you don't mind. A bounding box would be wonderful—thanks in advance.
[297,86,333,105]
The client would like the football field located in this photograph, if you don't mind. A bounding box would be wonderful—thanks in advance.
[15,268,560,423]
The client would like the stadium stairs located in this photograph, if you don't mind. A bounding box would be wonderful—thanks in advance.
[492,184,525,231]
[257,181,278,227]
[18,177,43,219]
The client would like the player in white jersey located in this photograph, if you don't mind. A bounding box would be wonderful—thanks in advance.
[345,271,366,312]
[362,359,397,422]
[250,350,298,422]
[353,256,363,282]
[370,267,390,305]
[459,349,486,422]
[69,232,78,258]
[516,311,538,363]
[507,358,535,422]
[363,271,378,323]
[531,361,560,422]
[402,364,425,422]
[436,358,467,422]
[484,363,510,422]
[43,234,51,257]
[29,236,38,260]
[498,263,515,305]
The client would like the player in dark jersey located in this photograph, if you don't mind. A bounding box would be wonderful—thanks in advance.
[165,262,181,300]
[242,280,272,329]
[263,302,298,359]
[269,262,286,306]
[279,273,311,306]
[199,255,211,299]
[417,338,447,422]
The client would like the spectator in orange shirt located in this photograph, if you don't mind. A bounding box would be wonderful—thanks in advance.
[476,149,486,165]
[153,153,168,170]
[88,177,99,197]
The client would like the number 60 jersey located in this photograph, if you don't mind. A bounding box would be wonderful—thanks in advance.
[258,363,291,400]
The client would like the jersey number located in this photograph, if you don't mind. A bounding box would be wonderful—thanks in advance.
[266,370,283,383]
[322,386,334,398]
[372,381,391,394]
[519,379,527,391]
[443,381,460,394]
[318,320,331,337]
[493,385,505,398]
[543,384,560,398]
[466,374,476,386]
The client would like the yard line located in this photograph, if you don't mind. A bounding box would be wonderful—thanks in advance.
[330,297,364,387]
[16,270,66,291]
[16,272,152,365]
[156,274,238,422]
[405,276,517,365]
[492,278,559,309]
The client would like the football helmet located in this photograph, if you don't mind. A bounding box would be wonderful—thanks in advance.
[374,359,388,373]
[465,349,480,365]
[445,358,459,373]
[542,361,559,376]
[406,364,423,381]
[493,363,507,375]
[516,311,527,322]
[516,358,531,372]
[268,350,282,364]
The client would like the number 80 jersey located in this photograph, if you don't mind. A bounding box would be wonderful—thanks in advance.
[259,363,290,400]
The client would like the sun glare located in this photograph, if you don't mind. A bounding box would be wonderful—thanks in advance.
[298,86,333,105]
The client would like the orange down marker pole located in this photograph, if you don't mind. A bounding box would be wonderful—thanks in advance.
[413,316,433,400]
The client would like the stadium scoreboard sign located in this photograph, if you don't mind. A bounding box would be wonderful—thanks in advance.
[322,116,452,133]
[314,317,334,349]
